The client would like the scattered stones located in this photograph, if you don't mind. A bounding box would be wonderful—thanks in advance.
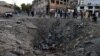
[3,52,18,56]
[0,20,37,56]
[46,54,55,56]
[0,18,100,56]
[33,50,43,55]
[16,21,22,24]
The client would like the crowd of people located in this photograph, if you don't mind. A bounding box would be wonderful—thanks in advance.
[29,8,100,24]
[49,9,100,23]
[80,10,100,23]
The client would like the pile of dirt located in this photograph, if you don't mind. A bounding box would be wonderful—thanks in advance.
[0,18,100,56]
[0,20,37,56]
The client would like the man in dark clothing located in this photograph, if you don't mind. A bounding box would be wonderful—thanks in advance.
[92,13,97,23]
[31,11,34,17]
[64,11,67,18]
[26,10,30,16]
[80,11,84,21]
[60,10,62,18]
[73,9,78,19]
[73,11,78,18]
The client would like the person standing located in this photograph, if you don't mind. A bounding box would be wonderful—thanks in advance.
[84,11,89,24]
[57,9,60,18]
[80,10,84,21]
[64,10,67,19]
[73,9,78,19]
[60,10,62,18]
[31,11,34,17]
[55,9,58,18]
[92,12,97,23]
[26,10,30,16]
[95,12,99,18]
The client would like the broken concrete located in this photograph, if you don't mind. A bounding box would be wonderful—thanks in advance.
[0,18,100,56]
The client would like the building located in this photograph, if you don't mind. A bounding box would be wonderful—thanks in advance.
[68,0,78,8]
[78,0,85,5]
[49,0,78,9]
[32,0,48,14]
[0,6,14,13]
[77,0,100,13]
[49,0,68,10]
[32,0,78,14]
[0,1,14,14]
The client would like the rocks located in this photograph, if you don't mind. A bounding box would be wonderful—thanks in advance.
[46,54,55,56]
[0,18,100,56]
[0,20,37,56]
[36,19,84,51]
[33,50,43,55]
[25,22,37,29]
[72,40,99,56]
[90,51,98,56]
[16,21,22,24]
[3,52,18,56]
[16,40,22,45]
[4,25,12,28]
[11,49,25,55]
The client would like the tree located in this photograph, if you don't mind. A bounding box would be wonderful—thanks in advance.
[21,3,32,16]
[21,3,26,12]
[25,4,32,12]
[14,5,21,12]
[21,3,32,12]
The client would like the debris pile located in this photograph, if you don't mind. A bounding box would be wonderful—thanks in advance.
[0,20,37,56]
[35,19,85,51]
[0,18,100,56]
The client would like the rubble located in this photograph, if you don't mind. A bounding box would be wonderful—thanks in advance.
[0,20,37,56]
[31,18,100,56]
[0,18,100,56]
[35,19,86,51]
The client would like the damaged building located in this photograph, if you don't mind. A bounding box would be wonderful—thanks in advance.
[32,0,78,15]
[0,1,14,14]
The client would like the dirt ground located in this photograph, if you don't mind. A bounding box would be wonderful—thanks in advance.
[0,17,100,56]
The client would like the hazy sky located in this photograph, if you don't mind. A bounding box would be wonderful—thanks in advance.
[0,0,33,6]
